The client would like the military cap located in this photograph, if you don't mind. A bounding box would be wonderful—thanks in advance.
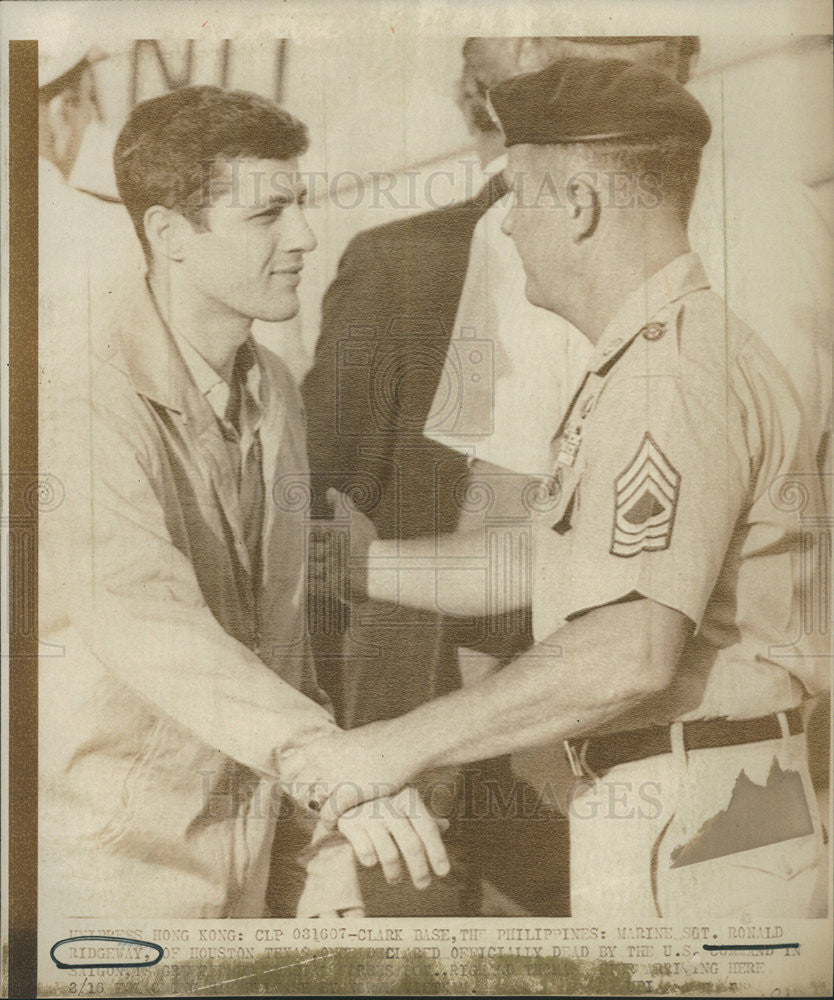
[489,57,711,148]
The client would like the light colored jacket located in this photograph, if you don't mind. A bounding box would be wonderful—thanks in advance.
[38,280,356,918]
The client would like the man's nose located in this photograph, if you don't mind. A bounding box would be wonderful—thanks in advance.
[284,206,318,253]
[500,206,514,237]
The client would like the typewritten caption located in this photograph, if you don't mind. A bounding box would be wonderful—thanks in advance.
[37,918,830,996]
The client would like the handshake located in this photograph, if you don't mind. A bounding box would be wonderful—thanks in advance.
[284,707,447,918]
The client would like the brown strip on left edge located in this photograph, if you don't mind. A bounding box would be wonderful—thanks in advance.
[8,39,39,1000]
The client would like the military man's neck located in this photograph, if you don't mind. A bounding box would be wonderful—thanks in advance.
[147,267,251,383]
[570,227,691,345]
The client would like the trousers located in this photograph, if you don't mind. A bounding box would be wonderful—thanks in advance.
[568,722,827,921]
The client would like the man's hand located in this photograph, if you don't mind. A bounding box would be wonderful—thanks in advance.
[305,490,377,612]
[337,787,450,889]
[295,789,450,917]
[281,719,425,822]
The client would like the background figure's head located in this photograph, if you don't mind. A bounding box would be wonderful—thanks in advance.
[491,58,710,330]
[39,44,107,179]
[456,36,700,168]
[114,85,316,324]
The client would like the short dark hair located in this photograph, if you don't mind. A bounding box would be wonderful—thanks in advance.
[114,85,309,259]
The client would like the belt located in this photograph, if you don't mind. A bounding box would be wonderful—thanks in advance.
[563,706,805,779]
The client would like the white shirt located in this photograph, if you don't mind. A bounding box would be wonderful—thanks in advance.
[170,326,265,469]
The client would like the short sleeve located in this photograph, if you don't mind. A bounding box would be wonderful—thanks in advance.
[533,369,751,640]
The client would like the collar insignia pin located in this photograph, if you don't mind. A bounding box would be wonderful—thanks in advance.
[640,321,666,342]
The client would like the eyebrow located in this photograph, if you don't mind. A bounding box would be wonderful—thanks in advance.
[252,187,308,212]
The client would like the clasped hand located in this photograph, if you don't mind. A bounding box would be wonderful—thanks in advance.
[338,787,450,888]
[285,723,440,910]
[300,491,444,904]
[298,787,450,919]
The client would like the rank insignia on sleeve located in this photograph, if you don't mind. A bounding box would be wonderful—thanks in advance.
[611,432,680,557]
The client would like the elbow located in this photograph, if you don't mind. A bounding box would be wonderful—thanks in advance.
[613,601,691,701]
[613,657,674,707]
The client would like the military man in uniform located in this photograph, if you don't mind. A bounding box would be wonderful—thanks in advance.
[291,58,829,919]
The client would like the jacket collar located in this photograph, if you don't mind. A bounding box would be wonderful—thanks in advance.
[110,279,254,564]
[108,278,193,410]
[108,278,247,440]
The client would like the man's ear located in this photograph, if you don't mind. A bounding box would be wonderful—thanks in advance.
[567,175,601,243]
[144,205,189,264]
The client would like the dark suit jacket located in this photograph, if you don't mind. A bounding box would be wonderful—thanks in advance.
[304,174,507,537]
[302,175,507,724]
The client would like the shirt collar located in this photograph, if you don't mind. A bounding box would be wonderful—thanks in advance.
[168,326,229,421]
[168,325,263,427]
[587,252,711,373]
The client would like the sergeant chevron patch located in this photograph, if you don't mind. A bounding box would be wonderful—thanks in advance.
[611,432,680,557]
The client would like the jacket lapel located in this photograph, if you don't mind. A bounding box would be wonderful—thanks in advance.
[110,281,248,563]
[257,358,289,567]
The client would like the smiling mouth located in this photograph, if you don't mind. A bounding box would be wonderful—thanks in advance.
[271,268,303,284]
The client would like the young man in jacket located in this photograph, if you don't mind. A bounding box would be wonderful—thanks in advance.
[38,85,449,920]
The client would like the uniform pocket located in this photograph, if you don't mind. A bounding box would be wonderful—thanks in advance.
[659,822,824,919]
[726,831,822,883]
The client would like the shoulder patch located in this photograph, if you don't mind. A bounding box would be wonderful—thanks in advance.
[611,432,680,558]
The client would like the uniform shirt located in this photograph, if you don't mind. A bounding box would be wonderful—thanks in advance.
[532,253,828,725]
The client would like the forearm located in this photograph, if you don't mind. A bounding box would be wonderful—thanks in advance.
[373,600,686,773]
[364,527,534,618]
[70,577,339,772]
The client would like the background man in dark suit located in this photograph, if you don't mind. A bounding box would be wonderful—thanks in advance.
[302,39,508,727]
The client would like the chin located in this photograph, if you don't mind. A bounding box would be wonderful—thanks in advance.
[254,299,301,324]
